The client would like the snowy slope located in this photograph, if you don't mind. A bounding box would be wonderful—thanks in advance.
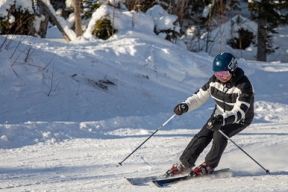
[1,6,288,191]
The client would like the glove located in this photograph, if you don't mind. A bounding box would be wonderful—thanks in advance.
[174,103,188,115]
[207,115,224,131]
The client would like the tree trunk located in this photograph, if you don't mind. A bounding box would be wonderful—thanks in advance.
[38,0,71,42]
[37,2,50,38]
[256,5,267,61]
[74,0,82,37]
[27,16,37,36]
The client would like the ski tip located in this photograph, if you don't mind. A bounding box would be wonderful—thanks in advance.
[152,180,164,188]
[125,178,134,185]
[125,177,141,186]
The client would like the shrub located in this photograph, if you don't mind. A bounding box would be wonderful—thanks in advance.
[227,28,254,50]
[0,5,37,36]
[92,15,117,40]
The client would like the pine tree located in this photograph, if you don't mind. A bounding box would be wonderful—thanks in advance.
[249,0,288,61]
[183,0,241,53]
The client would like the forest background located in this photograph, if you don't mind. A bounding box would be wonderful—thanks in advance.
[1,0,288,62]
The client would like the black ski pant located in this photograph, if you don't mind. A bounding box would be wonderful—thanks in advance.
[179,120,250,169]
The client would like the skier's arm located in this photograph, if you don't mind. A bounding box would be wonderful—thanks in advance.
[184,81,211,112]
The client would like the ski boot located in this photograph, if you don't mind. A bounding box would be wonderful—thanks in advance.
[165,162,188,177]
[190,162,214,177]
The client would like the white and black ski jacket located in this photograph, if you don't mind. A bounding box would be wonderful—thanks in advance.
[184,68,254,125]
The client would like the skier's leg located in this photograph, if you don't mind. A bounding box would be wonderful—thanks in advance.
[205,123,249,168]
[165,119,214,177]
[179,121,214,168]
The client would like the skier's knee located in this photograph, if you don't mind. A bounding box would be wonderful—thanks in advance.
[214,131,228,142]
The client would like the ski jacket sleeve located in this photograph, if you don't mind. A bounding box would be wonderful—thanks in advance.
[184,80,212,112]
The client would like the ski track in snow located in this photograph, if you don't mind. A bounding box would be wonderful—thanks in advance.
[0,123,287,191]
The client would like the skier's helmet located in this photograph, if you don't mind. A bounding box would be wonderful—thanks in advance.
[213,52,237,72]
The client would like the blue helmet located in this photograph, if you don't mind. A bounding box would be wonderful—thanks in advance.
[213,52,237,72]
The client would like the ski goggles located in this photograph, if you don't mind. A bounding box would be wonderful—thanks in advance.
[214,70,231,79]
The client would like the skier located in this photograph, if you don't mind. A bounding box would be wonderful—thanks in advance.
[166,52,254,177]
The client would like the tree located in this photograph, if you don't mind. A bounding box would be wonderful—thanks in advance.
[74,0,82,37]
[183,0,241,53]
[38,1,71,41]
[0,3,37,36]
[249,0,288,61]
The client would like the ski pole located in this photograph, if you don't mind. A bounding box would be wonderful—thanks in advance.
[218,130,270,174]
[117,114,176,167]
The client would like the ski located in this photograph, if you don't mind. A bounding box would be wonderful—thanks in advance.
[152,168,231,187]
[125,175,166,185]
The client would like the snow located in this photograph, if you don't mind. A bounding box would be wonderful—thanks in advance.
[0,2,288,192]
